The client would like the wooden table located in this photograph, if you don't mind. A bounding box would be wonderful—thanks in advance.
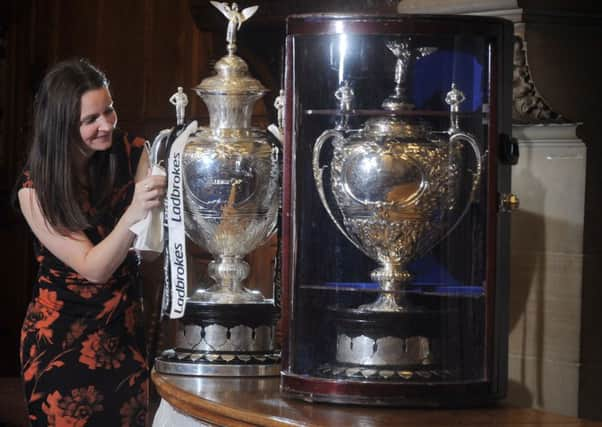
[152,370,602,426]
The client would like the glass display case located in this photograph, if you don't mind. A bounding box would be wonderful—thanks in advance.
[280,14,515,406]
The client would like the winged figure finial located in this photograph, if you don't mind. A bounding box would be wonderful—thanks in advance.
[210,1,259,53]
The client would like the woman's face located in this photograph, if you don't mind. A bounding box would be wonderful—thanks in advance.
[78,86,117,156]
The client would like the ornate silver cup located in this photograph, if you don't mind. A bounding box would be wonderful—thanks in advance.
[313,85,481,313]
[154,2,281,377]
[181,14,279,305]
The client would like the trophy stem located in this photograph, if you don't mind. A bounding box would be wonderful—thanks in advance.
[193,255,264,303]
[359,262,412,312]
[210,255,248,293]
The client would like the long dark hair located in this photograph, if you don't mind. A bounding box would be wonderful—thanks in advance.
[23,59,117,233]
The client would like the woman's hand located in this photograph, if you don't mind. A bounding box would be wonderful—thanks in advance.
[123,173,167,226]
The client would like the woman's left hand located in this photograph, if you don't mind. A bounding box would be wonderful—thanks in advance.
[123,173,167,226]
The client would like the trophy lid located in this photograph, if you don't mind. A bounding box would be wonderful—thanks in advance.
[363,116,430,139]
[195,53,267,95]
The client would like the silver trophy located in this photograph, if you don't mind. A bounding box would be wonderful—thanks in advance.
[314,85,481,313]
[155,2,281,376]
[312,42,482,376]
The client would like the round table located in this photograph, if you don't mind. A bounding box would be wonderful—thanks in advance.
[151,370,601,426]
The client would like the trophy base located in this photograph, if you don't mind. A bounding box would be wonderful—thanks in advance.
[333,305,441,362]
[191,286,265,304]
[284,291,487,405]
[316,363,456,382]
[154,348,281,376]
[315,305,445,381]
[155,302,280,377]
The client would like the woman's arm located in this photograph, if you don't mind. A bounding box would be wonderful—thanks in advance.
[18,150,166,283]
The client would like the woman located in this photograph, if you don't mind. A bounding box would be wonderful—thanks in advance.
[15,59,166,426]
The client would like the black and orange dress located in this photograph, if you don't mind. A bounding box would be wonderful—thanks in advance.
[18,132,149,427]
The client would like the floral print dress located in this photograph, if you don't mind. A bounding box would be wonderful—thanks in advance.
[19,132,149,427]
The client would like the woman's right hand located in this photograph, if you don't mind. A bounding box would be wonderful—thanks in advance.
[123,173,167,226]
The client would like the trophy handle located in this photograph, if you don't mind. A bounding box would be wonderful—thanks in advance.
[449,131,482,201]
[313,129,368,255]
[148,129,172,166]
[256,145,281,246]
[419,130,483,252]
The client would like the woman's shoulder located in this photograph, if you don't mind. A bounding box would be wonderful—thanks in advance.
[112,129,145,159]
[112,129,146,177]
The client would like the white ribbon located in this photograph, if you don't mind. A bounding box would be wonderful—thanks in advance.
[166,121,198,319]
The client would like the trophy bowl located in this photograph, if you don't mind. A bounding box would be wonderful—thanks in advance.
[182,128,279,304]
